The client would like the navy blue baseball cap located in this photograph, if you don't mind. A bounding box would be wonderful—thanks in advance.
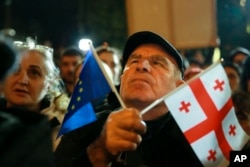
[122,31,184,77]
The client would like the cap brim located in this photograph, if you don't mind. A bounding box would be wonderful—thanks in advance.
[122,31,184,76]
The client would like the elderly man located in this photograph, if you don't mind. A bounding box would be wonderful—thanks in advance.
[55,31,202,167]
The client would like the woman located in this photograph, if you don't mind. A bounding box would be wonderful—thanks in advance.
[0,41,69,151]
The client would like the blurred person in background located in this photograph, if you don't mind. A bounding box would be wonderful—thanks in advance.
[96,42,122,86]
[183,66,203,81]
[73,61,84,86]
[58,46,85,97]
[232,90,250,135]
[231,56,250,152]
[240,56,250,94]
[0,36,55,166]
[232,90,250,151]
[228,47,250,71]
[185,49,206,69]
[222,61,241,92]
[0,37,18,81]
[1,41,69,151]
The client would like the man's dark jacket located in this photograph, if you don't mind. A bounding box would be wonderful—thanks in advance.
[54,110,203,167]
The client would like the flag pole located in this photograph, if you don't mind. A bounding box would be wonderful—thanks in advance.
[140,60,222,116]
[89,43,126,108]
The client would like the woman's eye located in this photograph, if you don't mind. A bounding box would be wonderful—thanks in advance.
[27,69,41,78]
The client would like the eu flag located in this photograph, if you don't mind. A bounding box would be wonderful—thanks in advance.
[58,50,112,136]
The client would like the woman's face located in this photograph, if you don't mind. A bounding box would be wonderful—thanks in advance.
[3,50,50,111]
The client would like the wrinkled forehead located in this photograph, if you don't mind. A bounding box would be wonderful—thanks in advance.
[20,50,49,74]
[21,50,46,61]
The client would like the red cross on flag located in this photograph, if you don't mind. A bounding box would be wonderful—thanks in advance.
[164,63,249,166]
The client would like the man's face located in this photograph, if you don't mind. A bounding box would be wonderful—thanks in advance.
[233,53,247,66]
[224,66,240,91]
[59,55,82,83]
[120,44,183,110]
[98,51,116,76]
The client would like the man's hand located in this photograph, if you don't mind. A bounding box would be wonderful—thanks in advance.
[87,108,146,166]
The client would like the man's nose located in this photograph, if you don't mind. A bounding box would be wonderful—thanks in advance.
[68,65,75,72]
[136,59,151,72]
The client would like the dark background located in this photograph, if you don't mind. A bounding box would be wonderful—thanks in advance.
[0,0,127,50]
[1,0,250,59]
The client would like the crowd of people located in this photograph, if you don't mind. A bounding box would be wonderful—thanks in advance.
[183,45,250,137]
[0,30,250,167]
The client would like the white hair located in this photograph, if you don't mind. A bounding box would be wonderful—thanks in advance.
[13,41,63,99]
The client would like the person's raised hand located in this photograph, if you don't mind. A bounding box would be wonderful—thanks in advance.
[87,108,146,166]
[103,108,146,155]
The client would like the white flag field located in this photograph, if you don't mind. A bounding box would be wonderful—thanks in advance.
[141,62,249,167]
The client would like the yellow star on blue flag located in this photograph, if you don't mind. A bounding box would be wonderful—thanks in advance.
[58,49,112,136]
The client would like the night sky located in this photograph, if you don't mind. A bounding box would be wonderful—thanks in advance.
[0,0,127,50]
[1,0,250,58]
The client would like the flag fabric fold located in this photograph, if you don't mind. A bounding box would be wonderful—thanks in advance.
[58,49,112,136]
[164,63,249,166]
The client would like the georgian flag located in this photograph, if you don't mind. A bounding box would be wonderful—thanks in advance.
[164,63,249,167]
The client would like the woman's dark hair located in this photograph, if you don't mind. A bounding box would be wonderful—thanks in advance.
[0,35,18,81]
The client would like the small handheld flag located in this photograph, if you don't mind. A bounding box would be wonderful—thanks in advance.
[141,62,249,166]
[58,44,125,136]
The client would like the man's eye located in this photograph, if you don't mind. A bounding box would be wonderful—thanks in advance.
[130,59,139,64]
[152,60,165,66]
[153,60,160,64]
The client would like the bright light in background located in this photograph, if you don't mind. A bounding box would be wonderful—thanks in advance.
[240,0,246,7]
[78,39,92,51]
